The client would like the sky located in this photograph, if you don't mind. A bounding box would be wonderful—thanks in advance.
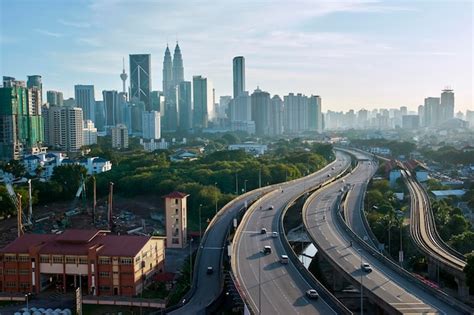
[0,0,472,113]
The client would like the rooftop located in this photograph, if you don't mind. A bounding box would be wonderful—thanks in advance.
[163,191,189,199]
[431,190,465,197]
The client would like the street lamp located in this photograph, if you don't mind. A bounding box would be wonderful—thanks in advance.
[214,182,218,214]
[25,294,29,312]
[199,204,203,241]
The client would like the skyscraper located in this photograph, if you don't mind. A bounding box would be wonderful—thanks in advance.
[284,93,309,133]
[103,90,119,127]
[178,81,192,131]
[229,92,251,122]
[424,97,440,127]
[233,56,245,99]
[47,90,63,106]
[193,75,214,129]
[440,88,454,121]
[308,95,322,132]
[269,95,284,136]
[44,106,83,151]
[142,111,161,140]
[74,85,95,122]
[172,43,184,86]
[129,54,151,110]
[251,87,271,136]
[26,75,43,109]
[162,46,173,98]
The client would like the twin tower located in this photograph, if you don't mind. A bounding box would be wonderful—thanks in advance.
[162,43,184,98]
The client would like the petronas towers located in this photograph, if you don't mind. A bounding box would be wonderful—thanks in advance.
[162,43,186,131]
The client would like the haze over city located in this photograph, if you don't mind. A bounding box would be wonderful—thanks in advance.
[1,0,472,112]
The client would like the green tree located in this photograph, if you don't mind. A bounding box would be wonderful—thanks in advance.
[464,252,474,293]
[50,165,87,199]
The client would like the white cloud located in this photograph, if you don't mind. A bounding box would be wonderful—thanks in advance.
[34,28,63,38]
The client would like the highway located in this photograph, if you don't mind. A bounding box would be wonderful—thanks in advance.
[303,157,464,314]
[232,151,351,314]
[403,171,466,274]
[170,187,273,314]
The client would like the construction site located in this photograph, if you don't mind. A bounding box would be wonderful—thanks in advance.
[0,175,166,249]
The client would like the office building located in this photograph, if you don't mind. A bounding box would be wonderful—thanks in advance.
[74,85,95,122]
[178,81,192,131]
[111,124,129,149]
[233,56,245,98]
[0,229,165,296]
[103,90,118,128]
[94,101,105,132]
[129,54,151,110]
[424,97,440,127]
[308,95,322,132]
[269,95,284,136]
[164,191,189,248]
[440,88,454,122]
[193,75,214,129]
[172,43,184,87]
[142,111,161,140]
[251,87,271,136]
[162,46,173,99]
[83,120,98,146]
[151,91,165,113]
[47,90,63,106]
[229,92,251,122]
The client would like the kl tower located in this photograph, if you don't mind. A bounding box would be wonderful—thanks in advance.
[120,57,128,100]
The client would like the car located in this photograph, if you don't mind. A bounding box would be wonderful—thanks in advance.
[207,266,213,274]
[361,263,372,273]
[327,174,331,177]
[260,228,267,234]
[268,205,275,210]
[280,254,289,264]
[305,289,319,299]
[272,231,278,238]
[331,167,335,170]
[263,245,272,254]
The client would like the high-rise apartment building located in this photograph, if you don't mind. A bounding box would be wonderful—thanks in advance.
[111,124,129,149]
[424,97,440,127]
[60,107,83,152]
[74,85,95,122]
[178,81,192,131]
[466,110,474,129]
[193,75,214,129]
[103,90,119,128]
[284,93,309,133]
[308,95,322,132]
[229,92,251,122]
[142,111,161,140]
[269,95,284,136]
[402,115,420,129]
[164,191,189,248]
[251,87,271,136]
[47,90,63,106]
[129,54,151,110]
[233,56,245,98]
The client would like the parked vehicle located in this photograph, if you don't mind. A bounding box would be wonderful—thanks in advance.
[263,246,272,254]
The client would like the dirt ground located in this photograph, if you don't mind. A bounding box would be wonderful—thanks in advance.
[0,195,166,248]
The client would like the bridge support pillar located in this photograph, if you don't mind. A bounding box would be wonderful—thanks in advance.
[332,270,345,291]
[427,259,438,282]
[455,277,469,299]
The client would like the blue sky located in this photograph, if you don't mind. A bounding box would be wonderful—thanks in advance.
[1,0,472,112]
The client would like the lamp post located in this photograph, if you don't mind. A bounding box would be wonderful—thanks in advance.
[25,294,29,312]
[358,249,364,315]
[214,182,218,214]
[199,204,203,241]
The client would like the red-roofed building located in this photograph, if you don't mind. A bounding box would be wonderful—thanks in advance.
[0,230,165,297]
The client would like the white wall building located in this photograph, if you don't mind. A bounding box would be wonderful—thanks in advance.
[83,120,98,146]
[142,110,161,140]
[111,124,129,149]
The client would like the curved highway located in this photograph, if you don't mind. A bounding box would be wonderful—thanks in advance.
[232,151,351,314]
[303,157,463,314]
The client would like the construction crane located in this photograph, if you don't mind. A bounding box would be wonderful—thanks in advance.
[66,175,87,216]
[3,173,28,237]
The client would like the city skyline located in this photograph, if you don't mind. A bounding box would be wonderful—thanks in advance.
[1,0,472,112]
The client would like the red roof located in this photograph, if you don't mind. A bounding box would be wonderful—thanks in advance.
[1,230,155,257]
[162,191,189,199]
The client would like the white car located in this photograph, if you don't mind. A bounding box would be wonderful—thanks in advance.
[305,289,319,299]
[272,231,278,238]
[361,262,372,273]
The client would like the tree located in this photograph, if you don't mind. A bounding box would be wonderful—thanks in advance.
[50,165,87,199]
[450,231,474,254]
[3,160,26,178]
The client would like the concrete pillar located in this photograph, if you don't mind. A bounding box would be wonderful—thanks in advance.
[455,277,469,299]
[332,270,345,291]
[427,259,437,281]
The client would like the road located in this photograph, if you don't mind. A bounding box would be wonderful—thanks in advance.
[232,151,351,314]
[170,188,272,314]
[303,158,463,314]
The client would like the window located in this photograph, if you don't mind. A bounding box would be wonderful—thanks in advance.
[98,257,111,264]
[175,218,179,224]
[65,256,76,264]
[40,255,50,263]
[99,271,110,277]
[175,199,179,204]
[5,269,16,275]
[18,255,29,262]
[4,255,16,262]
[52,256,63,264]
[19,269,29,275]
[99,285,111,291]
[120,258,132,265]
[19,283,29,289]
[78,257,88,264]
[172,238,179,244]
[121,271,133,276]
[175,209,178,215]
[5,281,16,288]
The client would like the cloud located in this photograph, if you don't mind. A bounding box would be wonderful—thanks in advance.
[58,19,91,28]
[34,28,63,38]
